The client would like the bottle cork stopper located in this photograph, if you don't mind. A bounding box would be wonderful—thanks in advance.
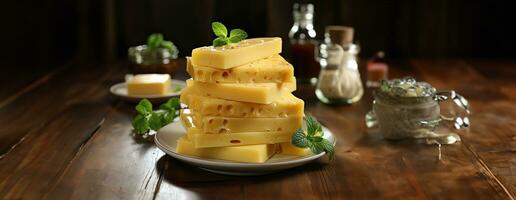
[325,26,354,46]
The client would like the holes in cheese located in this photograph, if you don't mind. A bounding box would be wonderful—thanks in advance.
[187,55,294,84]
[180,88,304,118]
[185,79,296,104]
[186,127,293,148]
[191,37,282,69]
[192,115,302,134]
[176,136,277,163]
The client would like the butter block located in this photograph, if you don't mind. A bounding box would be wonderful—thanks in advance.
[127,74,170,95]
[280,142,311,156]
[188,55,294,83]
[192,114,302,134]
[185,79,296,104]
[187,127,292,148]
[176,136,276,163]
[191,37,282,69]
[181,88,304,118]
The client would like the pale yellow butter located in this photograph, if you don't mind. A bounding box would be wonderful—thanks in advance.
[176,136,277,163]
[188,55,294,83]
[127,74,170,95]
[191,37,282,69]
[185,79,296,104]
[187,127,292,148]
[181,89,304,118]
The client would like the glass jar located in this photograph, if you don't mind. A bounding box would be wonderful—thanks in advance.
[288,3,319,83]
[128,45,179,75]
[366,78,470,140]
[315,27,363,104]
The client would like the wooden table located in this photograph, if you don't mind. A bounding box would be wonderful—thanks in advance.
[0,59,515,199]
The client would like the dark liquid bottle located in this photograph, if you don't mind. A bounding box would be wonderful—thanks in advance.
[289,3,319,83]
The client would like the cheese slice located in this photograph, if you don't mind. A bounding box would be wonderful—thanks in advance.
[191,37,282,69]
[188,55,294,84]
[280,142,311,156]
[181,88,304,118]
[192,114,302,134]
[187,127,292,148]
[185,79,296,104]
[176,136,277,163]
[127,74,170,95]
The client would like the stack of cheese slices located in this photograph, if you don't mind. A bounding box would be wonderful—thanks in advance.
[176,37,310,163]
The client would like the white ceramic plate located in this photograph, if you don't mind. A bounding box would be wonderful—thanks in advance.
[155,121,336,176]
[110,79,186,103]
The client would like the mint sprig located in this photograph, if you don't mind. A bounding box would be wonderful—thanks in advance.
[132,98,180,135]
[211,22,248,47]
[292,115,335,160]
[147,33,178,54]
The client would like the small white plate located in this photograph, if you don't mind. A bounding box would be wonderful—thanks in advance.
[155,121,336,176]
[110,79,186,103]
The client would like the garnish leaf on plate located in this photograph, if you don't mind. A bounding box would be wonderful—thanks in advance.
[132,98,180,135]
[292,115,335,160]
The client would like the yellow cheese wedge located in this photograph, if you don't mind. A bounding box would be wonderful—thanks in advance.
[185,79,296,104]
[187,127,293,148]
[181,88,304,118]
[127,74,171,95]
[191,37,282,69]
[280,142,311,156]
[192,114,302,134]
[176,136,277,163]
[188,55,294,84]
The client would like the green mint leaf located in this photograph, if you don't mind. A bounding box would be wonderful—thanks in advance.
[305,115,322,136]
[132,114,150,134]
[147,33,163,49]
[320,139,335,160]
[161,41,177,52]
[160,98,180,111]
[309,136,323,143]
[213,37,228,47]
[292,129,310,148]
[135,99,152,114]
[161,110,176,125]
[309,142,324,154]
[228,29,248,43]
[212,22,228,38]
[148,112,162,131]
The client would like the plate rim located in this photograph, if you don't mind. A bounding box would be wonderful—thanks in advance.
[154,121,337,168]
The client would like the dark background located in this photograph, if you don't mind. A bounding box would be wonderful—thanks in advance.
[2,0,515,69]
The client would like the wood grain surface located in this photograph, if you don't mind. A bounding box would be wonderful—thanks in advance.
[0,59,514,200]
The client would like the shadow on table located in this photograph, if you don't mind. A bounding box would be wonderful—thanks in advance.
[155,155,329,186]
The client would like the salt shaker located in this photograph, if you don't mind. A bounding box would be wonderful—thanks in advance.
[315,26,363,104]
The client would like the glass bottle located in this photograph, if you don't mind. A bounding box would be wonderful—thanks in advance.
[366,51,389,88]
[128,45,179,76]
[289,3,319,83]
[315,26,364,104]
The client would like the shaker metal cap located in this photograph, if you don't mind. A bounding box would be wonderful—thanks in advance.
[325,26,354,45]
[293,3,314,13]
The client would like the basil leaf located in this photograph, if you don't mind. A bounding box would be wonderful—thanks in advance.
[135,99,152,114]
[228,29,248,43]
[161,41,177,52]
[160,98,180,111]
[148,112,162,131]
[212,22,228,38]
[132,114,150,134]
[147,33,163,49]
